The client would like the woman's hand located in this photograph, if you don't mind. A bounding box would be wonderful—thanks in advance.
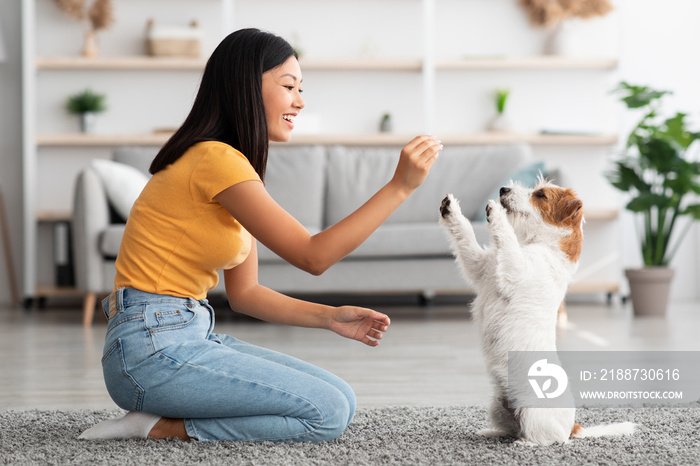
[391,135,443,194]
[327,306,391,347]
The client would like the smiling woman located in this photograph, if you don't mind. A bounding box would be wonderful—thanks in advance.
[77,28,442,444]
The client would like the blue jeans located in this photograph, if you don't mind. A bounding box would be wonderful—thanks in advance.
[101,287,356,442]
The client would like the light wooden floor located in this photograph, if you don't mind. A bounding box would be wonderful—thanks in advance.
[1,297,699,411]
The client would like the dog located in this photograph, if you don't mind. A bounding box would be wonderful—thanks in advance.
[439,177,635,446]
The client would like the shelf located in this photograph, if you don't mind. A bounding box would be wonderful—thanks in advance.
[584,209,619,221]
[37,133,172,146]
[37,132,618,147]
[436,56,618,71]
[34,286,82,298]
[35,56,617,72]
[36,56,207,70]
[299,58,423,72]
[36,210,72,222]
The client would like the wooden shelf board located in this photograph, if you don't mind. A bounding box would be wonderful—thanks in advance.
[35,56,617,72]
[36,210,72,222]
[37,132,618,147]
[37,133,172,147]
[436,56,619,71]
[584,208,619,220]
[436,132,618,146]
[35,286,83,298]
[300,58,423,72]
[36,56,207,70]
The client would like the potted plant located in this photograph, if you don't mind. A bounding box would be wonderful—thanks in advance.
[487,88,512,132]
[607,81,700,316]
[66,88,107,133]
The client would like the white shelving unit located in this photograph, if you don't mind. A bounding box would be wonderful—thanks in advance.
[21,0,621,304]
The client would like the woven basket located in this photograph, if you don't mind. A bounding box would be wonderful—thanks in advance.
[147,38,200,58]
[146,19,202,58]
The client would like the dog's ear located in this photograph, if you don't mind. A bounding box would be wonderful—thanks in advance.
[555,191,583,227]
[566,198,584,228]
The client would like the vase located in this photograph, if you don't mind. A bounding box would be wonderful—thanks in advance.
[625,267,674,317]
[79,112,96,133]
[543,21,578,56]
[82,30,99,58]
[487,113,512,132]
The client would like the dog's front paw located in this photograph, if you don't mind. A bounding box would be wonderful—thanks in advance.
[485,199,506,224]
[440,194,464,223]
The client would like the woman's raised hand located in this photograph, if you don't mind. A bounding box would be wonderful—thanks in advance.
[391,135,443,193]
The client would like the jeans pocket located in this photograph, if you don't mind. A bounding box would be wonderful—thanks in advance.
[102,338,145,411]
[145,304,197,333]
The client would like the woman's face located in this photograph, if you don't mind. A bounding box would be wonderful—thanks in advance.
[262,56,305,142]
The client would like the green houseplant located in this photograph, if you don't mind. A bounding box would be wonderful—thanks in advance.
[607,81,700,316]
[66,88,107,133]
[487,88,512,132]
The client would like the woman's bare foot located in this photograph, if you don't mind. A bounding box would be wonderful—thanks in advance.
[148,417,190,440]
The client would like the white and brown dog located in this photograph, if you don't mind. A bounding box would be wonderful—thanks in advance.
[439,178,634,446]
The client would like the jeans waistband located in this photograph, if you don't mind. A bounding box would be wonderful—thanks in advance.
[103,287,208,320]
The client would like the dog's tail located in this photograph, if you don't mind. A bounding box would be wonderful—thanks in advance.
[570,422,636,439]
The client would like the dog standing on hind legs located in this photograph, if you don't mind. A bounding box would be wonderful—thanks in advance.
[439,178,635,446]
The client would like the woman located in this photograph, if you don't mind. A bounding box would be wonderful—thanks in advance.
[79,28,442,442]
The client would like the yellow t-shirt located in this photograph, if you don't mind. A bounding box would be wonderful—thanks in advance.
[114,141,262,299]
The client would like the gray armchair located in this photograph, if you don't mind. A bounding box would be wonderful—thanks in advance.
[72,148,154,326]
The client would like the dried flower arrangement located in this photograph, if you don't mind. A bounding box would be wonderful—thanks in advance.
[519,0,613,28]
[52,0,115,57]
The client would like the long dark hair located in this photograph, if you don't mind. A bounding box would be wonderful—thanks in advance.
[149,28,297,181]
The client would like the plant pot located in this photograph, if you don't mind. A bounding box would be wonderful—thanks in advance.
[487,113,512,132]
[625,267,674,317]
[79,112,97,133]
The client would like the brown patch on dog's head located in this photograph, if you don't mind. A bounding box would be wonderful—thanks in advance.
[529,183,584,262]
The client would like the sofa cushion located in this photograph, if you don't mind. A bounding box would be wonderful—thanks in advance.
[99,224,126,258]
[325,144,532,226]
[348,221,491,259]
[265,145,326,232]
[257,221,491,263]
[91,159,149,221]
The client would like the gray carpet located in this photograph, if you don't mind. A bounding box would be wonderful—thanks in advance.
[1,406,699,465]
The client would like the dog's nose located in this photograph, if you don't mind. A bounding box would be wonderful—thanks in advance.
[499,187,511,197]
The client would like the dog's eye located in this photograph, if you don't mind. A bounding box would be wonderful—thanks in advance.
[534,190,546,199]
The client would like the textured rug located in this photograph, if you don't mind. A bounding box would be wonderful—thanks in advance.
[2,406,699,465]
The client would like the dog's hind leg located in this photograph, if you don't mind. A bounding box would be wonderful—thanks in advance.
[439,194,488,283]
[478,396,519,438]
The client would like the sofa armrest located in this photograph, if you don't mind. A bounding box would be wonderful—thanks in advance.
[72,166,111,293]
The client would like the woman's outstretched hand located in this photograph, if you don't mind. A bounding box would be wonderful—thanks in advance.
[391,135,443,193]
[328,307,391,347]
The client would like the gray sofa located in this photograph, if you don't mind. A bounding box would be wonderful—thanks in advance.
[73,143,535,325]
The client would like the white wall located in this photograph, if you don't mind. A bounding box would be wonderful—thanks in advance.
[1,0,698,306]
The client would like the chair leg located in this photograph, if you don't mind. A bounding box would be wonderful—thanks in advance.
[82,292,97,327]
